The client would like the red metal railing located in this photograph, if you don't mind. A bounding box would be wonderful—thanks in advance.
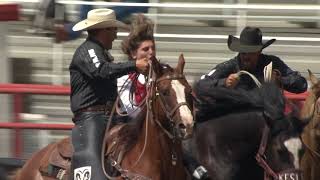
[0,3,19,21]
[0,83,309,157]
[0,84,71,157]
[0,122,73,130]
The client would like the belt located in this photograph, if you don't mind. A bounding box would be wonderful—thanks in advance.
[75,103,113,116]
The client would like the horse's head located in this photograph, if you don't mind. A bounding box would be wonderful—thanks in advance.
[264,115,305,180]
[150,54,194,139]
[250,82,303,179]
[300,69,320,134]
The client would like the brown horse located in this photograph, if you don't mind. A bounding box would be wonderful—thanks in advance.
[14,54,194,180]
[299,69,320,180]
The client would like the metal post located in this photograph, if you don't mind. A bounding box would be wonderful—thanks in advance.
[148,0,158,34]
[318,0,320,28]
[236,0,247,35]
[52,43,64,85]
[0,21,11,157]
[223,0,234,21]
[13,94,23,158]
[52,3,65,85]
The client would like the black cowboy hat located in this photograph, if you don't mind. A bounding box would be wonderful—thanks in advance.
[228,26,276,53]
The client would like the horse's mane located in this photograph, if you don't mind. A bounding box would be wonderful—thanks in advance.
[195,82,285,123]
[116,106,147,152]
[300,85,318,121]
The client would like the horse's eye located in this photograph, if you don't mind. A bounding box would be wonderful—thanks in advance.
[162,90,170,96]
[278,148,287,154]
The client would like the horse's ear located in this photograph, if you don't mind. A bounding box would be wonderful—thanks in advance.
[308,69,318,85]
[151,56,163,76]
[176,54,185,74]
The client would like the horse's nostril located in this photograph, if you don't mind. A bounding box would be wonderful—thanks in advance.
[179,123,186,129]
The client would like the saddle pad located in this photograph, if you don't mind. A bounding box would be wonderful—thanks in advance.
[106,124,126,155]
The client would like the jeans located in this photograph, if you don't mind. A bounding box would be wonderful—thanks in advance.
[70,112,108,180]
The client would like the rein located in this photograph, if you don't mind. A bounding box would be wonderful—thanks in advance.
[126,60,155,169]
[116,74,147,117]
[256,125,302,180]
[100,61,154,180]
[101,60,191,179]
[255,126,279,180]
[235,61,282,89]
[131,62,188,166]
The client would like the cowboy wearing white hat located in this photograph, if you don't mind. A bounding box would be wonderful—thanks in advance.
[69,8,149,180]
[194,26,307,119]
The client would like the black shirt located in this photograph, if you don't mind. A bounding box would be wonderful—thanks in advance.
[69,37,136,113]
[197,54,307,93]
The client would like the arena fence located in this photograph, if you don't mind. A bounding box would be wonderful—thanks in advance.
[0,83,308,157]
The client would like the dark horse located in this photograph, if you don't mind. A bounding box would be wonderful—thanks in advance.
[299,69,320,180]
[188,82,305,180]
[14,54,194,180]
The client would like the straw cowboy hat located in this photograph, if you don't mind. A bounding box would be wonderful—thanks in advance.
[228,26,276,53]
[72,8,128,31]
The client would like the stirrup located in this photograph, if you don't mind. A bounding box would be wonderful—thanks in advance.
[192,166,208,180]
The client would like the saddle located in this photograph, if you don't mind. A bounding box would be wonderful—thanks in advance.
[50,138,73,169]
[39,124,127,180]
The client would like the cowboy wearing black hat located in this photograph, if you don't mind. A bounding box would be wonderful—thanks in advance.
[194,26,307,120]
[198,26,307,92]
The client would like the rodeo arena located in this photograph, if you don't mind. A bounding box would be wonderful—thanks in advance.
[1,0,320,180]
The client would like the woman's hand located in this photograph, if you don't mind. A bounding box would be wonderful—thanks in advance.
[135,58,149,74]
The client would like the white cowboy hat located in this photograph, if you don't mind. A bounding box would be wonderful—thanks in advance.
[72,8,128,31]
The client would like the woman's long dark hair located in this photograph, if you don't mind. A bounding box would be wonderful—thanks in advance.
[121,14,154,59]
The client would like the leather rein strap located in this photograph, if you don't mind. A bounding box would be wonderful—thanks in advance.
[255,126,302,180]
[255,125,279,180]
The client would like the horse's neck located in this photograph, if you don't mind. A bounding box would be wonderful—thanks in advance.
[142,108,172,153]
[300,92,320,150]
[301,92,317,121]
[133,108,177,178]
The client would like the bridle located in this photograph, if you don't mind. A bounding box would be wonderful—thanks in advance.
[153,74,191,139]
[256,125,302,180]
[147,73,192,166]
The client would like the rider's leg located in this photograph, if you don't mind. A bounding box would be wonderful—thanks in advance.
[182,142,210,180]
[70,112,107,180]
